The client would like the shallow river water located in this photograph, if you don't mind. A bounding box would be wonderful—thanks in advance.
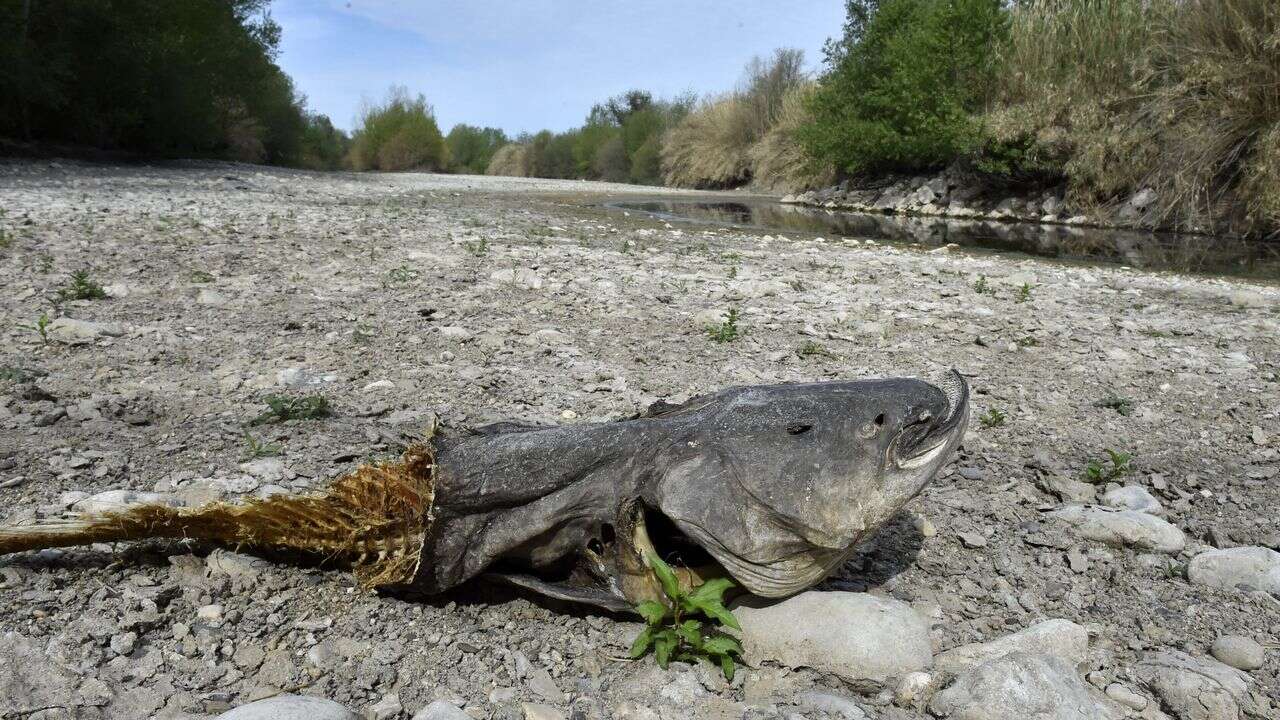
[612,199,1280,282]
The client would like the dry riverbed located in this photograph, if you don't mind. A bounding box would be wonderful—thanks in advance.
[0,161,1278,719]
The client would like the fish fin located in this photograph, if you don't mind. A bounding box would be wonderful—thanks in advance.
[0,445,437,590]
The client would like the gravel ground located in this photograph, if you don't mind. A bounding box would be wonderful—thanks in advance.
[0,160,1277,719]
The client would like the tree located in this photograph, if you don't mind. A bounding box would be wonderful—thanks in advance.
[445,124,508,174]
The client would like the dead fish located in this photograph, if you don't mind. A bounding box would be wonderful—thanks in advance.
[0,371,969,611]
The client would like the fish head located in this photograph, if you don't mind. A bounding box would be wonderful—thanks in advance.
[631,371,969,599]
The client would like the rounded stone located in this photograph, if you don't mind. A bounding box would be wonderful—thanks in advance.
[1210,635,1265,671]
[217,695,358,720]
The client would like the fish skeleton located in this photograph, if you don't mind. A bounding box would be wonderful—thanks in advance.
[0,371,969,611]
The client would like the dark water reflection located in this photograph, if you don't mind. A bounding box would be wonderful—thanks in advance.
[612,200,1280,282]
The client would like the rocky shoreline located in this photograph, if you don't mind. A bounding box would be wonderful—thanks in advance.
[783,172,1179,236]
[0,161,1277,719]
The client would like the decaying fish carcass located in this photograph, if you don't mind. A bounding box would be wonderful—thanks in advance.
[0,372,969,611]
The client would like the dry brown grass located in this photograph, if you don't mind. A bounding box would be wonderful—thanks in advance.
[660,95,756,188]
[989,0,1279,236]
[485,143,530,177]
[749,84,836,192]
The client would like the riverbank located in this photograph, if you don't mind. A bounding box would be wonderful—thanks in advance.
[0,161,1276,718]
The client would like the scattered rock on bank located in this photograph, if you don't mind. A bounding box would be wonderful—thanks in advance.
[1047,505,1186,553]
[1187,546,1280,594]
[933,619,1089,675]
[928,652,1124,720]
[734,591,932,682]
[217,694,357,720]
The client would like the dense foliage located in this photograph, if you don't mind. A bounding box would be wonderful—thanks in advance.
[485,90,693,185]
[0,0,345,166]
[799,0,1006,174]
[444,124,508,175]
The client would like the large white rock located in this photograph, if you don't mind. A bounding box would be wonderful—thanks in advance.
[49,317,125,344]
[929,652,1124,720]
[734,591,932,682]
[217,695,357,720]
[1133,651,1256,720]
[934,619,1089,675]
[1047,505,1185,553]
[1188,546,1280,594]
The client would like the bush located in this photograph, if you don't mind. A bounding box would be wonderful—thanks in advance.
[445,124,507,174]
[800,0,1007,174]
[349,87,448,172]
[297,114,351,170]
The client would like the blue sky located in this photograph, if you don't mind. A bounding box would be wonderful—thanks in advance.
[272,1,846,135]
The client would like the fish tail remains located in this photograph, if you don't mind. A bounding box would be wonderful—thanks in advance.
[0,444,436,589]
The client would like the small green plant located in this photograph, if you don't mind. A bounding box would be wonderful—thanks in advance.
[707,308,743,343]
[37,254,54,274]
[1085,449,1133,482]
[1094,394,1135,416]
[787,278,807,292]
[388,265,420,284]
[797,340,833,359]
[250,394,331,426]
[463,238,489,256]
[241,431,281,460]
[0,365,45,383]
[352,324,376,345]
[1016,335,1040,348]
[58,270,107,301]
[727,264,738,279]
[0,227,11,249]
[1016,283,1034,303]
[979,408,1007,427]
[18,313,52,344]
[973,275,990,295]
[630,553,743,680]
[190,270,216,283]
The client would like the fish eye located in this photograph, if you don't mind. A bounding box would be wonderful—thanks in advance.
[787,423,812,435]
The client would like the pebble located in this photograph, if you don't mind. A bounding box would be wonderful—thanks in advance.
[1103,683,1147,710]
[928,652,1124,720]
[276,368,337,387]
[1047,505,1185,553]
[525,666,566,704]
[521,703,565,720]
[410,701,471,720]
[735,591,932,682]
[794,691,867,719]
[217,695,358,720]
[893,672,933,708]
[1210,635,1265,671]
[363,380,395,392]
[198,604,225,621]
[109,631,137,656]
[368,694,403,720]
[934,619,1089,675]
[1187,546,1280,594]
[1100,485,1162,515]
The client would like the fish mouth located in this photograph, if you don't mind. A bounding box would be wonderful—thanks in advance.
[619,502,840,600]
[892,370,969,469]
